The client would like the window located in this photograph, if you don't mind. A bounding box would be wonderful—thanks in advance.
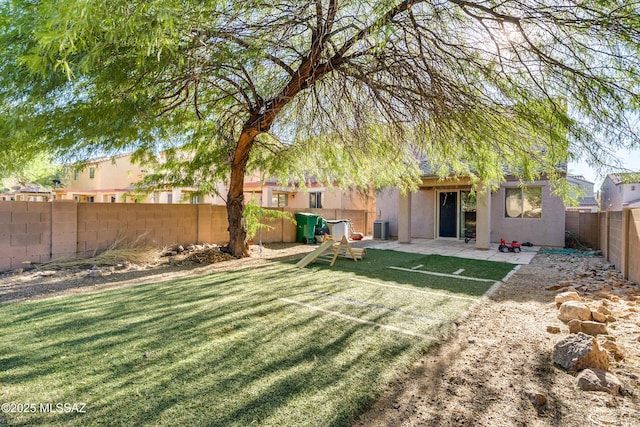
[89,167,95,179]
[190,195,204,204]
[505,187,542,219]
[309,192,323,208]
[73,169,79,180]
[271,193,288,207]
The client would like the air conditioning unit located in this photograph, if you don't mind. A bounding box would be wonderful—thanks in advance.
[373,220,389,240]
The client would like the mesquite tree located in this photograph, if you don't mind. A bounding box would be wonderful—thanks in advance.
[2,1,640,256]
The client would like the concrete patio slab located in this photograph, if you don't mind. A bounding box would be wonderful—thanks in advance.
[353,238,539,265]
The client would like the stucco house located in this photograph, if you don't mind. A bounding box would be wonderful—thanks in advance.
[376,162,566,248]
[243,175,374,211]
[0,185,52,202]
[566,175,598,213]
[600,173,640,211]
[52,153,375,211]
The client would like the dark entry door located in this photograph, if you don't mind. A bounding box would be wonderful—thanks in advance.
[439,192,457,238]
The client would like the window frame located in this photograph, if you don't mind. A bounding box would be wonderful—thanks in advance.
[309,192,323,209]
[271,193,288,207]
[505,186,542,219]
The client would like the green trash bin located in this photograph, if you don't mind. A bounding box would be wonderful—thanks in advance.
[295,212,319,244]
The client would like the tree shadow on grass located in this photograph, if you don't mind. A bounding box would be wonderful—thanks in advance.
[0,262,438,426]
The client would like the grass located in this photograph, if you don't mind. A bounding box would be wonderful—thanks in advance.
[0,249,516,426]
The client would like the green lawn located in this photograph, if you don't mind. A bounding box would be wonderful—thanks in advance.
[0,249,515,426]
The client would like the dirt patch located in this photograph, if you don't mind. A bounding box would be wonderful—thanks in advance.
[1,246,638,426]
[355,253,640,427]
[0,242,317,304]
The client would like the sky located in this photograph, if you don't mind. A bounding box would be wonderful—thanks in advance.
[567,148,640,189]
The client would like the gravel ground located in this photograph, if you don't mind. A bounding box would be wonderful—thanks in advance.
[355,253,640,427]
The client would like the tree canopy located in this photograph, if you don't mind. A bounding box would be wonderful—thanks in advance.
[2,0,640,255]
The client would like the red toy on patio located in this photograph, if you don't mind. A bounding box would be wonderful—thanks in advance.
[499,238,521,253]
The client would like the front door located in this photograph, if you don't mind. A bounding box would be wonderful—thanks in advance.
[439,192,457,238]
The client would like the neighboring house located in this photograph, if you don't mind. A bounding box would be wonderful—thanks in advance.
[566,175,598,213]
[53,153,158,203]
[53,153,231,204]
[377,162,566,248]
[0,185,52,202]
[244,174,375,211]
[600,173,640,211]
[1,177,53,201]
[52,153,375,211]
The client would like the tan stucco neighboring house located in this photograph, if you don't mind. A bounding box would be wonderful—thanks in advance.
[600,173,640,211]
[243,174,375,211]
[0,185,52,202]
[53,153,160,203]
[377,162,566,248]
[52,153,375,211]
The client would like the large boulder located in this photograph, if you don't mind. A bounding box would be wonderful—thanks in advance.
[557,301,592,322]
[553,333,609,372]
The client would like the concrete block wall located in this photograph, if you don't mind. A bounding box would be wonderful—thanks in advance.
[599,213,608,258]
[0,201,372,271]
[51,201,78,259]
[196,204,229,246]
[565,211,600,249]
[0,201,52,271]
[76,203,201,257]
[576,209,639,284]
[629,209,640,285]
[607,211,623,272]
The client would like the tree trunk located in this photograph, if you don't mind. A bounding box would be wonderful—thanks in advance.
[226,127,258,257]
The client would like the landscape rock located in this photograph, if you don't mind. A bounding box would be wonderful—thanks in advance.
[524,391,547,408]
[579,321,608,336]
[567,320,609,336]
[591,310,607,323]
[568,319,582,334]
[600,340,625,361]
[557,301,592,322]
[597,305,611,316]
[555,291,582,307]
[576,368,623,395]
[553,333,609,372]
[546,326,561,334]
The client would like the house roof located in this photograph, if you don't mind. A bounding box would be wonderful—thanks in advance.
[577,196,598,206]
[567,175,594,185]
[418,159,567,179]
[606,172,640,185]
[623,197,640,208]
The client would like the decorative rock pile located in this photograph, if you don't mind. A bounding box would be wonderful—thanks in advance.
[546,256,638,398]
